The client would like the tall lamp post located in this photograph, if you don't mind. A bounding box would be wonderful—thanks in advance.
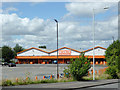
[92,7,109,80]
[54,19,59,79]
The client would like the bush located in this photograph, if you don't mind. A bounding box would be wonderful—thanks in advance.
[2,80,13,86]
[40,79,58,83]
[105,66,119,79]
[64,53,91,81]
[105,40,120,79]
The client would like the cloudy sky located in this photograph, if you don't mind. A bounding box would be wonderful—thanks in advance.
[0,1,118,50]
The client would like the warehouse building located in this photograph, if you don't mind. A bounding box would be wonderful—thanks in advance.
[15,46,107,65]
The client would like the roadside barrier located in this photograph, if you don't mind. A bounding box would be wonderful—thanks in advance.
[90,70,97,75]
[42,74,65,79]
[43,75,55,79]
[64,73,65,77]
[43,76,45,79]
[95,70,97,75]
[16,78,18,82]
[26,77,28,80]
[35,76,38,80]
[50,75,52,79]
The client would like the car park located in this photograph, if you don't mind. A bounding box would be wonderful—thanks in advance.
[8,63,16,67]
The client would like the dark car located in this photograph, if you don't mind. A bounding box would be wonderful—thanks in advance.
[2,62,9,66]
[8,63,16,67]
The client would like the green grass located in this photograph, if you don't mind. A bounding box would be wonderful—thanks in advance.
[58,77,76,82]
[2,73,113,86]
[2,78,75,86]
[82,73,112,81]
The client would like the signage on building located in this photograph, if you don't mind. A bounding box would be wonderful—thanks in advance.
[59,50,71,55]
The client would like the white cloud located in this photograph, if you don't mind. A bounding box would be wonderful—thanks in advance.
[1,2,118,50]
[64,2,117,18]
[1,12,118,49]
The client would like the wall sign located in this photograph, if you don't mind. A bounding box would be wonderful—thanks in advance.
[59,50,71,55]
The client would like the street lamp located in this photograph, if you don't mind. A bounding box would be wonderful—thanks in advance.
[54,19,59,79]
[92,7,109,80]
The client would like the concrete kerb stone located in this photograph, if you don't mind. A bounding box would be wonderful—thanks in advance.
[61,79,119,90]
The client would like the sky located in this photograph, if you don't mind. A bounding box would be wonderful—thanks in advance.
[0,1,119,50]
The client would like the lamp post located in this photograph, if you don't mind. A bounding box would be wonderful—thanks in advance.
[54,19,59,79]
[92,7,109,80]
[112,36,114,43]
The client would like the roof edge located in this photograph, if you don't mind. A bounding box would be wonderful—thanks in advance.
[17,46,106,54]
[17,47,49,54]
[83,46,106,52]
[49,47,81,53]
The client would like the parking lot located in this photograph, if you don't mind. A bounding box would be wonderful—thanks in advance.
[1,64,107,81]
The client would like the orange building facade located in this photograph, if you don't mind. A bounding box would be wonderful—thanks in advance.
[15,46,107,65]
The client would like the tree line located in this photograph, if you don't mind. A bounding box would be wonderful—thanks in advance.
[1,44,24,63]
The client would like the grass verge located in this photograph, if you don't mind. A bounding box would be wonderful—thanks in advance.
[1,73,113,86]
[2,77,75,86]
[82,73,112,81]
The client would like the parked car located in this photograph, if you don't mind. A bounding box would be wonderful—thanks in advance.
[8,63,16,67]
[2,62,9,66]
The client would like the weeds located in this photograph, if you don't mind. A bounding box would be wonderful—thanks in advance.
[2,78,59,86]
[82,73,112,81]
[2,72,113,86]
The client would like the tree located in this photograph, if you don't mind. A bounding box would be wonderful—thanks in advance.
[13,44,24,54]
[105,40,120,78]
[2,46,15,63]
[64,53,91,81]
[38,46,46,49]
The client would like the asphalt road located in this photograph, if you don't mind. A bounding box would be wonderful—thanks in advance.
[1,64,107,81]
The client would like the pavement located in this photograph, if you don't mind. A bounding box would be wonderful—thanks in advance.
[2,79,119,89]
[91,82,118,88]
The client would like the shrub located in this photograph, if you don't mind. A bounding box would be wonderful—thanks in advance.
[2,80,13,86]
[105,40,120,79]
[105,66,119,79]
[64,53,91,81]
[40,79,57,83]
